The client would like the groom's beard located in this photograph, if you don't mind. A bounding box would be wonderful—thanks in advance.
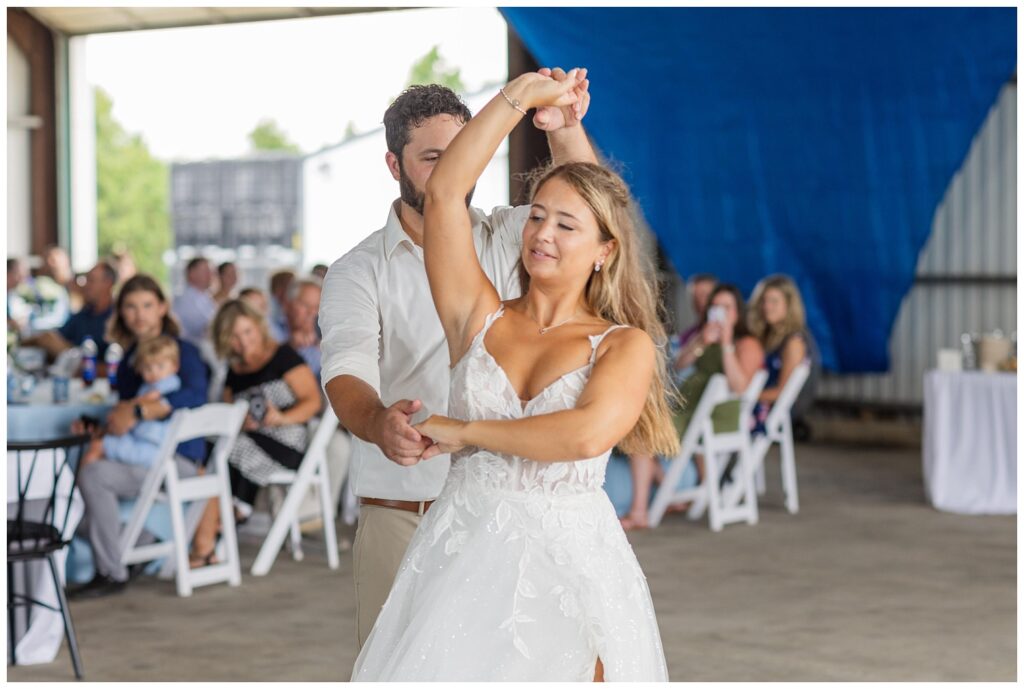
[399,168,476,215]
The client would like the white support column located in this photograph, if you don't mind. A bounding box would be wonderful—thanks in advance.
[7,36,33,259]
[68,36,96,272]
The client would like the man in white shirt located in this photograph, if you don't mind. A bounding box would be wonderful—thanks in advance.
[172,257,217,344]
[320,71,596,648]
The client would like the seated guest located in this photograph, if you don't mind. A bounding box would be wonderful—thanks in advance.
[81,336,181,466]
[21,261,117,360]
[7,258,31,335]
[285,277,323,379]
[621,283,763,530]
[189,300,321,566]
[267,269,295,342]
[748,274,810,431]
[7,257,70,335]
[173,256,217,345]
[41,245,82,311]
[676,273,717,351]
[69,275,209,599]
[310,263,329,281]
[239,286,270,316]
[213,261,239,304]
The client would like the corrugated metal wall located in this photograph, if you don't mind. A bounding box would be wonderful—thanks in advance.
[817,82,1017,407]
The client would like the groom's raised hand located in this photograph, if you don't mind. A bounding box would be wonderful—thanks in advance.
[533,67,590,132]
[371,398,432,466]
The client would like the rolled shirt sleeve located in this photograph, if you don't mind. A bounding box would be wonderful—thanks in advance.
[488,204,530,251]
[484,205,530,300]
[319,247,382,395]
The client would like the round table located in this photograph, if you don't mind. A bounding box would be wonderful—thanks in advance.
[7,377,116,664]
[7,378,117,442]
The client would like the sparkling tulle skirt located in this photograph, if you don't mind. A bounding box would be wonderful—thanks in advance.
[351,465,669,681]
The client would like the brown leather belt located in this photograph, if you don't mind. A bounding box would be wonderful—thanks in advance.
[359,497,434,515]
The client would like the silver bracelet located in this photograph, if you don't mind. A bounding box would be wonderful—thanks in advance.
[499,87,527,115]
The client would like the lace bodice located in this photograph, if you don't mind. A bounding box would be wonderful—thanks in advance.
[447,306,627,498]
[354,306,668,681]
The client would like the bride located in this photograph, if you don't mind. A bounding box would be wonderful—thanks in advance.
[351,69,679,681]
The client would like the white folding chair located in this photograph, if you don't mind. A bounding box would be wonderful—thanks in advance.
[649,370,768,531]
[748,361,811,514]
[688,369,768,528]
[250,407,341,576]
[119,401,248,597]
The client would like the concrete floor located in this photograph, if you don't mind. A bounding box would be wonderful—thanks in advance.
[8,442,1016,682]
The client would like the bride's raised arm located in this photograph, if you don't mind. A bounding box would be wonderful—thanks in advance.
[422,70,585,365]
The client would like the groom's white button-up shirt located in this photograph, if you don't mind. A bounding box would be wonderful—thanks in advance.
[320,199,529,501]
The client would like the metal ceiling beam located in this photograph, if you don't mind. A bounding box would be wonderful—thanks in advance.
[22,7,405,36]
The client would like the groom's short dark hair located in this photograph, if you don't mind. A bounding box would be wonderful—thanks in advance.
[383,85,472,159]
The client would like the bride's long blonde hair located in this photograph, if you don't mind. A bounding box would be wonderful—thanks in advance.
[517,162,680,457]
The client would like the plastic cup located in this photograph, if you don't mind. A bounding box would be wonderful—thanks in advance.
[52,376,70,404]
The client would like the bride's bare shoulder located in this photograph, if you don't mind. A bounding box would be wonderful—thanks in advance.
[593,326,655,361]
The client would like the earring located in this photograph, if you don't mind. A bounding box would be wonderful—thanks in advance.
[594,262,603,273]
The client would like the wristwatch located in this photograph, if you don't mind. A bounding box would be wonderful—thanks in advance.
[134,403,144,421]
[722,343,736,354]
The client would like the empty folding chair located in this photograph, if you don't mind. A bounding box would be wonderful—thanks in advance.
[119,401,248,597]
[251,407,341,576]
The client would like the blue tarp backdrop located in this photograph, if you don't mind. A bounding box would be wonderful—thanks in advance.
[501,8,1015,372]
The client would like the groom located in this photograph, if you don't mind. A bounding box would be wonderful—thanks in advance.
[320,68,596,647]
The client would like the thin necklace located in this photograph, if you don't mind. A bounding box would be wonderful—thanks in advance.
[536,310,580,335]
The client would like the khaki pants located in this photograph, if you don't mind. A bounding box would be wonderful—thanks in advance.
[353,504,422,648]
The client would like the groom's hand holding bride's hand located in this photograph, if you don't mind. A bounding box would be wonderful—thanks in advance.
[371,398,433,467]
[503,67,585,119]
[414,415,468,460]
[532,66,590,131]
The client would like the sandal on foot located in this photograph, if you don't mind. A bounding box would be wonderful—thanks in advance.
[188,549,219,569]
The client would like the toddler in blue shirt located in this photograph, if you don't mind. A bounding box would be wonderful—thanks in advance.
[83,336,182,468]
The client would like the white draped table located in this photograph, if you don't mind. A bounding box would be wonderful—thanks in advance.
[7,447,84,665]
[922,370,1017,514]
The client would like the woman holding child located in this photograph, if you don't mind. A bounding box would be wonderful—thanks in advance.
[70,274,209,600]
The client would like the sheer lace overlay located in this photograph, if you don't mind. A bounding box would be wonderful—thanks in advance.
[352,307,669,681]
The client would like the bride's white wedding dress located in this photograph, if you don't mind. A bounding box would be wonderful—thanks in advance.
[352,307,668,681]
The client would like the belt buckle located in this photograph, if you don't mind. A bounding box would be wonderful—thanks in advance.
[417,501,426,516]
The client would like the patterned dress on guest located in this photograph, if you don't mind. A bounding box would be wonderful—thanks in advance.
[225,344,310,505]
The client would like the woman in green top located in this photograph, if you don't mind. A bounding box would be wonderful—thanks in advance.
[621,283,764,530]
[673,283,764,434]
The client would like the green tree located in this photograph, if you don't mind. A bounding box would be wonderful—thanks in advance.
[95,87,170,283]
[248,118,301,153]
[405,45,465,93]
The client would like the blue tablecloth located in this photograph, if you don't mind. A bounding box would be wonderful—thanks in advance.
[7,402,115,442]
[8,377,117,442]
